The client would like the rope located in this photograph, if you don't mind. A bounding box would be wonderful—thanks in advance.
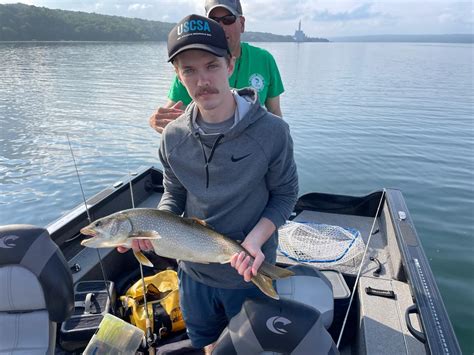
[336,189,386,348]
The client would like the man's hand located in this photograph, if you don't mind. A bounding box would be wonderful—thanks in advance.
[149,101,184,133]
[116,239,154,254]
[230,217,276,282]
[230,239,265,282]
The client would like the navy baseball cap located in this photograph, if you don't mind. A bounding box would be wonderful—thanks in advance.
[167,14,230,62]
[205,0,243,16]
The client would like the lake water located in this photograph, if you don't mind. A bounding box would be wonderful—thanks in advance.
[0,41,472,352]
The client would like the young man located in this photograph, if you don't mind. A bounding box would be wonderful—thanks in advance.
[134,14,297,352]
[149,0,285,133]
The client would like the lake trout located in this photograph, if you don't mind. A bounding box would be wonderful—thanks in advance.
[80,208,293,299]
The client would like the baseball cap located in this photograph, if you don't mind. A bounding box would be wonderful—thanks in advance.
[167,14,231,62]
[205,0,243,17]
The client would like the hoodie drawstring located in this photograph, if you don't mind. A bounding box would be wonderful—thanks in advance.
[198,134,224,188]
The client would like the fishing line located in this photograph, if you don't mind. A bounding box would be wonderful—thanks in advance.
[336,189,386,349]
[67,134,114,315]
[127,165,156,351]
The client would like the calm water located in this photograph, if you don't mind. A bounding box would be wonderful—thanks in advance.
[0,42,473,352]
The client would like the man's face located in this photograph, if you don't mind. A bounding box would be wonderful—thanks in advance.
[208,7,244,55]
[174,50,235,111]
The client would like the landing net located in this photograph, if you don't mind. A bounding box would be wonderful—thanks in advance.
[278,221,365,264]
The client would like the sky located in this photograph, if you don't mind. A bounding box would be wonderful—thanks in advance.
[1,0,473,37]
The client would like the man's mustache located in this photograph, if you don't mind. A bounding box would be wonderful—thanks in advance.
[196,86,219,97]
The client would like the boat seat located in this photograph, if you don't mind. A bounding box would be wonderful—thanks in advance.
[212,297,338,355]
[0,225,74,355]
[276,264,334,329]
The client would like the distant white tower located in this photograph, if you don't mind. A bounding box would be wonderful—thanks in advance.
[294,20,306,42]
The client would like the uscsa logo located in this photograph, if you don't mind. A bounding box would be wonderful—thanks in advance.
[249,73,265,92]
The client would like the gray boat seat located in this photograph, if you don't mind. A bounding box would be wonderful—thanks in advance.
[0,225,74,355]
[212,297,338,355]
[276,264,334,329]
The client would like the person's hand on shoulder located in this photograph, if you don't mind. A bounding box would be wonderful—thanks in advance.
[149,101,184,133]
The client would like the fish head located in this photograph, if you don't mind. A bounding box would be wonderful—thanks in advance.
[80,211,133,248]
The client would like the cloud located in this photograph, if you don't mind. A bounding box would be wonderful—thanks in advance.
[128,3,152,11]
[310,3,383,22]
[0,0,472,36]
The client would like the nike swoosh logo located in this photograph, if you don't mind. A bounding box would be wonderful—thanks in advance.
[231,153,252,162]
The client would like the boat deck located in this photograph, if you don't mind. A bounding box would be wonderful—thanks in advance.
[44,167,458,354]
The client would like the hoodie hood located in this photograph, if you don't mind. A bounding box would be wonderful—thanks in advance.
[185,87,267,142]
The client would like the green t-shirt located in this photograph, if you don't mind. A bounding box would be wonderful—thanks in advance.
[168,42,284,106]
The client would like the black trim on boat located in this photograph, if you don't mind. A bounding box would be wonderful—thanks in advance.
[386,190,461,354]
[295,191,385,217]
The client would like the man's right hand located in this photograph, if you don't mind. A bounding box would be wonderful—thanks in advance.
[116,239,154,254]
[149,101,184,133]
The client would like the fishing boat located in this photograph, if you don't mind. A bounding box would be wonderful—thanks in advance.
[0,166,461,354]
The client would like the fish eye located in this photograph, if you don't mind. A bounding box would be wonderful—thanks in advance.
[96,220,102,227]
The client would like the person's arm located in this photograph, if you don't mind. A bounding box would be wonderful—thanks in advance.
[148,100,184,134]
[231,217,275,282]
[265,96,282,117]
[265,50,284,117]
[118,132,186,254]
[232,122,298,280]
[157,133,187,215]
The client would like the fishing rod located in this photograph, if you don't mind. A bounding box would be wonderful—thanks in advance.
[127,167,157,354]
[68,135,156,353]
[66,134,114,315]
[336,189,386,348]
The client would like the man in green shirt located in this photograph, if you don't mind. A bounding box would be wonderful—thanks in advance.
[149,0,285,133]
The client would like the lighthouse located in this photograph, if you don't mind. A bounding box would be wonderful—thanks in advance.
[294,20,306,42]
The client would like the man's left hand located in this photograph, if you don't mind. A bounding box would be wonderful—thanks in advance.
[230,239,265,282]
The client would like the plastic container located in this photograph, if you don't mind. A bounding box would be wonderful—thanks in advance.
[83,313,144,355]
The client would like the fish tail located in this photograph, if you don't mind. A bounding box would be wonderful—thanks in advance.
[258,261,295,279]
[251,272,279,300]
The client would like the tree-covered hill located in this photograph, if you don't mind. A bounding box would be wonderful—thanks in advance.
[0,3,328,42]
[0,3,175,41]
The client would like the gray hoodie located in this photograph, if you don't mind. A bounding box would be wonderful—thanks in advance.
[158,88,298,289]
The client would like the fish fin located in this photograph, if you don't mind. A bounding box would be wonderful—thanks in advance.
[188,217,217,230]
[190,217,208,227]
[133,251,154,268]
[259,261,295,280]
[251,272,279,300]
[129,231,161,240]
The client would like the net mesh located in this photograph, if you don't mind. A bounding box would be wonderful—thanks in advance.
[278,221,365,265]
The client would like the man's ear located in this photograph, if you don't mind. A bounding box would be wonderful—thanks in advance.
[228,56,236,77]
[239,16,245,33]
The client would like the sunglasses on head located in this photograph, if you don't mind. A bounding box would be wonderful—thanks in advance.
[210,14,237,25]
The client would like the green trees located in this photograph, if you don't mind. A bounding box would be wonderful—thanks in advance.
[0,3,328,42]
[0,4,174,41]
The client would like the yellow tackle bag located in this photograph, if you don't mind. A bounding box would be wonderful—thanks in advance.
[120,270,185,338]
